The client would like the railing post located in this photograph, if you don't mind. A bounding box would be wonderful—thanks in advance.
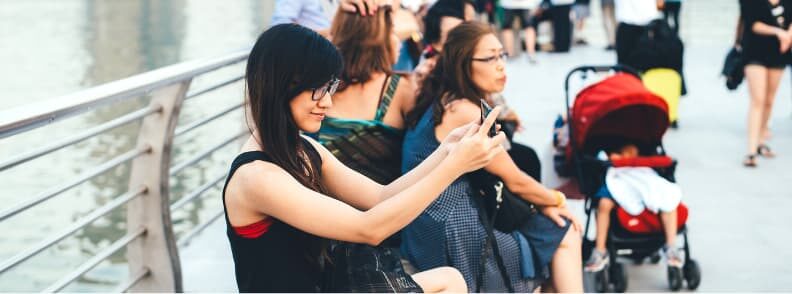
[126,80,191,292]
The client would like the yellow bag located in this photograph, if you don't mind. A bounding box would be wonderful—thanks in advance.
[642,68,682,125]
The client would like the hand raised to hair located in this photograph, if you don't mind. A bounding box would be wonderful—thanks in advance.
[339,0,390,16]
[412,56,437,92]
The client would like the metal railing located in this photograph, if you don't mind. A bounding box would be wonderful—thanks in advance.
[0,49,250,292]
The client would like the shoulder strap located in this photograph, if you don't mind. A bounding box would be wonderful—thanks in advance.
[471,179,515,292]
[374,75,401,121]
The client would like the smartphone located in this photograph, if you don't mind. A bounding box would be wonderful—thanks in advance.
[480,99,498,137]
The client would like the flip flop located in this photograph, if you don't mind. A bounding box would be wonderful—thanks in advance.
[743,154,757,167]
[757,144,776,158]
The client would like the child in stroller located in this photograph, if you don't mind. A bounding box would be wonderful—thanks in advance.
[584,137,684,273]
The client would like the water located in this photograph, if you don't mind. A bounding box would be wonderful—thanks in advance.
[0,1,274,291]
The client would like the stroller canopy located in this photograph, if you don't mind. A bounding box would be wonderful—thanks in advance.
[571,73,669,152]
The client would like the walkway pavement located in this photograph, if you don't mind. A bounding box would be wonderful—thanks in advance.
[181,0,792,291]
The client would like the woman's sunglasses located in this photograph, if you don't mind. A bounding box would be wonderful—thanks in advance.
[311,78,340,101]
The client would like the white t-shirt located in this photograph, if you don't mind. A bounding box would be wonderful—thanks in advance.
[500,0,541,9]
[615,0,661,26]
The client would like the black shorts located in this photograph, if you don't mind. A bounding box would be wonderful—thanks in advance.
[615,22,646,65]
[502,8,535,30]
[745,59,787,69]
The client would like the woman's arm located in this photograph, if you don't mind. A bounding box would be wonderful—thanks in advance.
[314,134,451,210]
[230,113,505,246]
[231,156,460,246]
[435,101,582,230]
[438,101,558,206]
[752,21,786,36]
[319,120,496,209]
[735,16,744,47]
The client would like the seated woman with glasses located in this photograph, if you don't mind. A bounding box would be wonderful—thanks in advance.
[309,5,415,185]
[224,23,508,292]
[401,22,584,292]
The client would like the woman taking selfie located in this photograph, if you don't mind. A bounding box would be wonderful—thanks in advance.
[222,23,506,292]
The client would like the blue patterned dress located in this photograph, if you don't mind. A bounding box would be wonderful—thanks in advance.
[400,109,543,292]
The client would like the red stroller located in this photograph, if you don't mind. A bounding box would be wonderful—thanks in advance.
[554,66,702,292]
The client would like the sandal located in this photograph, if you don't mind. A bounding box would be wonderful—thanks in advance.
[743,154,757,167]
[757,144,776,158]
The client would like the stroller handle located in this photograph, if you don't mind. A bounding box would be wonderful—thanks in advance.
[563,65,641,93]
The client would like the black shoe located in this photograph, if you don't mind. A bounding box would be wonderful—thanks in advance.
[670,120,679,129]
[743,154,758,167]
[605,44,615,51]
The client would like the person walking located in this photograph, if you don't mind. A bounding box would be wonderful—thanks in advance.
[573,0,591,45]
[601,0,617,50]
[549,0,576,52]
[739,0,792,167]
[663,0,683,34]
[614,0,663,64]
[499,0,541,62]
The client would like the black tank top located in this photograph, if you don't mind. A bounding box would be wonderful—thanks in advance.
[222,139,326,292]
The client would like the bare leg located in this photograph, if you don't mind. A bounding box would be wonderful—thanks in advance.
[574,17,586,43]
[594,198,615,252]
[659,210,678,247]
[502,29,516,57]
[759,68,783,147]
[602,4,616,46]
[549,224,584,292]
[524,27,537,58]
[411,266,468,293]
[744,65,768,158]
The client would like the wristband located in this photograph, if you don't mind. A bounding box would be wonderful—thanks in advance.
[554,190,567,207]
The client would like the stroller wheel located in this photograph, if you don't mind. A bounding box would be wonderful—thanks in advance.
[684,259,702,290]
[633,256,644,265]
[593,268,610,293]
[610,262,628,293]
[668,266,683,291]
[650,251,662,264]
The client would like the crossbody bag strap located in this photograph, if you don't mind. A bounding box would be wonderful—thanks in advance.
[472,180,515,293]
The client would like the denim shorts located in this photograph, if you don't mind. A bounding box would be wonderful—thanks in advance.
[514,211,571,276]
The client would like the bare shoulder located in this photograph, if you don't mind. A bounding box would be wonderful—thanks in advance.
[444,99,481,124]
[227,159,289,199]
[391,75,417,112]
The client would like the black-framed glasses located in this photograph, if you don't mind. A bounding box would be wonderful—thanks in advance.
[311,78,340,101]
[471,52,508,65]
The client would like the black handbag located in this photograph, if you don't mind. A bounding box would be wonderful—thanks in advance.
[721,47,745,90]
[323,242,423,293]
[471,171,537,233]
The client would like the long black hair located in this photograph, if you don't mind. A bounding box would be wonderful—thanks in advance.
[245,23,342,195]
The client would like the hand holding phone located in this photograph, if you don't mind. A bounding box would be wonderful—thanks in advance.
[480,99,498,137]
